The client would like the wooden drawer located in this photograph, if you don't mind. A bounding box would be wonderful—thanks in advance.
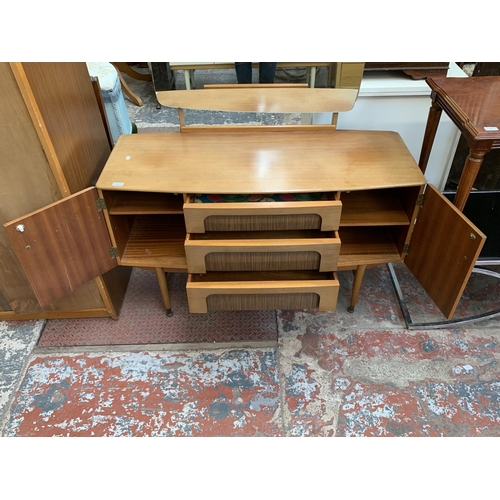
[185,230,340,273]
[186,271,339,313]
[183,194,342,233]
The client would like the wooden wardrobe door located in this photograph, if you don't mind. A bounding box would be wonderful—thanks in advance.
[405,184,486,319]
[21,62,111,193]
[4,188,117,307]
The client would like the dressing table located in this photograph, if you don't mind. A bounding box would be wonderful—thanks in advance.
[5,86,485,323]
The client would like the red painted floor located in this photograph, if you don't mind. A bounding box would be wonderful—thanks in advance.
[5,350,281,437]
[280,325,500,436]
[4,265,500,436]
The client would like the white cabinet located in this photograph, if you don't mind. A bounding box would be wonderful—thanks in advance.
[313,63,467,190]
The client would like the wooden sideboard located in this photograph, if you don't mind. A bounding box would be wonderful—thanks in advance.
[0,62,131,321]
[3,87,487,322]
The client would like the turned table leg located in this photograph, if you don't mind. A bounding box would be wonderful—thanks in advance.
[453,147,488,211]
[347,264,367,313]
[418,100,443,174]
[155,267,173,317]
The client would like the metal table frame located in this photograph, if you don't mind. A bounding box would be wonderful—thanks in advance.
[388,261,500,330]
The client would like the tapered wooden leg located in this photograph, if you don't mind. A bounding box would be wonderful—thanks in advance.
[453,148,487,211]
[155,267,173,317]
[418,101,442,174]
[347,264,367,313]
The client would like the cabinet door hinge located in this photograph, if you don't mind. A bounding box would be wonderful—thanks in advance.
[110,247,118,259]
[416,194,425,207]
[403,243,410,255]
[96,197,107,211]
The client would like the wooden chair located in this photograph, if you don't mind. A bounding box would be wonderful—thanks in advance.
[110,62,153,106]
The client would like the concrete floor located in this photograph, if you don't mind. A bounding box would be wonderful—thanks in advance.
[1,64,500,438]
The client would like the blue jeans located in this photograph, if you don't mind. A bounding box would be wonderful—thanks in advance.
[235,62,277,84]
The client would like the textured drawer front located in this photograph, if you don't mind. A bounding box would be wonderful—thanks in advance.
[204,251,321,272]
[185,235,341,273]
[183,195,342,233]
[186,271,339,313]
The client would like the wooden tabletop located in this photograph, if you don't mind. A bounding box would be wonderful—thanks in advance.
[97,130,425,194]
[427,76,500,142]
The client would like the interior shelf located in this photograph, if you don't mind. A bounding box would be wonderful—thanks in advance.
[119,214,187,269]
[337,226,402,267]
[339,190,410,226]
[109,192,184,215]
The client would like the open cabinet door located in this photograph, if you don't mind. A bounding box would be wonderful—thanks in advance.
[405,184,486,319]
[4,187,117,307]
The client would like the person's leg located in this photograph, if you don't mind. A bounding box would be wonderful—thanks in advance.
[235,63,252,84]
[259,62,277,83]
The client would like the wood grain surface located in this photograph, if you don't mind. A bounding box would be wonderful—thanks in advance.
[4,188,117,307]
[156,87,358,113]
[98,130,424,194]
[405,185,486,319]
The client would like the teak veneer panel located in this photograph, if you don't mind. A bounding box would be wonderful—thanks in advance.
[4,188,117,307]
[0,63,107,315]
[0,290,10,311]
[0,63,63,312]
[156,87,358,113]
[185,235,340,273]
[109,192,184,215]
[337,227,402,267]
[184,197,341,232]
[21,63,111,194]
[119,215,187,270]
[98,131,425,195]
[404,185,485,319]
[339,191,410,226]
[187,271,339,313]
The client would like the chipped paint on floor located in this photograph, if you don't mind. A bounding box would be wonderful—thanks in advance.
[277,318,500,436]
[3,264,500,437]
[332,378,500,437]
[4,349,281,437]
[0,320,44,427]
[336,381,429,437]
[414,381,500,435]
